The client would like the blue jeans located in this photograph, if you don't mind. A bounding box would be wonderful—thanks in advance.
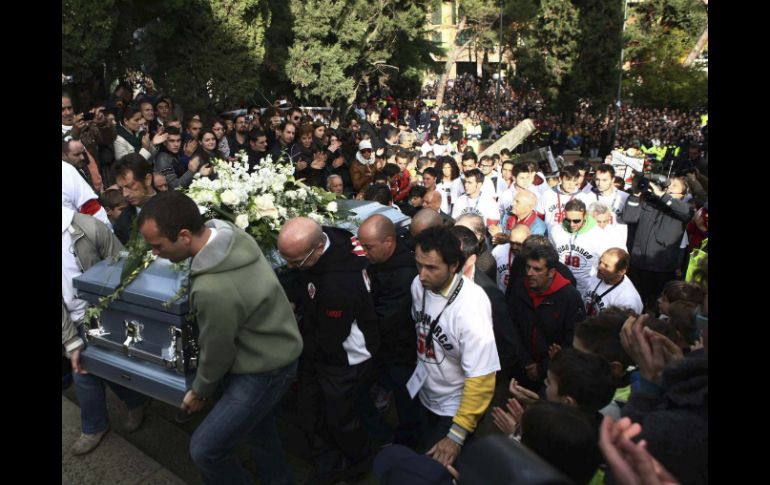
[189,360,298,485]
[73,372,149,434]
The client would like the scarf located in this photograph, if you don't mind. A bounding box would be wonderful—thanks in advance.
[116,123,142,152]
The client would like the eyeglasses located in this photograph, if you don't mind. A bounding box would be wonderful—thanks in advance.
[283,234,326,268]
[361,149,372,153]
[565,218,584,224]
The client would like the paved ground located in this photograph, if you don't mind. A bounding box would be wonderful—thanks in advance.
[62,384,382,484]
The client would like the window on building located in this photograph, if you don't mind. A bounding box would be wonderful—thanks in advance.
[431,0,442,25]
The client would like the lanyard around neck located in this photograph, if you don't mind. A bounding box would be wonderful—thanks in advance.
[420,276,464,353]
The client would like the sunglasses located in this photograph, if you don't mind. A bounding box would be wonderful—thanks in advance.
[565,218,584,224]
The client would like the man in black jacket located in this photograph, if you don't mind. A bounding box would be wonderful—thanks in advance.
[357,215,420,447]
[360,106,385,151]
[622,176,692,311]
[507,245,586,392]
[451,226,517,383]
[278,217,379,483]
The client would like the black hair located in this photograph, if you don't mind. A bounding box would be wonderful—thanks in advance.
[383,163,402,178]
[137,190,205,242]
[112,153,153,180]
[463,168,484,184]
[563,199,587,213]
[595,164,615,176]
[450,225,481,258]
[409,185,428,199]
[414,226,464,272]
[422,166,439,179]
[549,348,616,414]
[526,245,559,270]
[364,183,393,206]
[521,401,603,485]
[575,306,636,369]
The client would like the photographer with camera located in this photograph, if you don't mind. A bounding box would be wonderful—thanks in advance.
[622,174,692,312]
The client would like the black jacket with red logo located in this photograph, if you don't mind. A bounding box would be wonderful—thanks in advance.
[506,272,586,381]
[292,227,380,366]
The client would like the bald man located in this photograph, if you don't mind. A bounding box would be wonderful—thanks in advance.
[490,224,531,293]
[357,215,420,445]
[277,217,379,481]
[582,247,643,315]
[495,189,546,245]
[423,190,455,227]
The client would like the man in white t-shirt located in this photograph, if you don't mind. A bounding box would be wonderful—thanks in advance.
[451,169,500,226]
[588,202,628,251]
[537,165,583,228]
[582,164,629,225]
[491,224,530,293]
[411,226,500,467]
[583,248,643,316]
[548,199,611,296]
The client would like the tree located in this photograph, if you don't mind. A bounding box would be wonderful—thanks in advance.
[286,0,439,108]
[433,0,500,108]
[514,0,581,117]
[623,0,708,109]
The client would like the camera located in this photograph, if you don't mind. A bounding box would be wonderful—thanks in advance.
[245,115,254,123]
[62,74,75,84]
[634,173,669,194]
[83,111,95,122]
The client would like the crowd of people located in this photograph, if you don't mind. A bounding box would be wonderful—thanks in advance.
[62,72,708,485]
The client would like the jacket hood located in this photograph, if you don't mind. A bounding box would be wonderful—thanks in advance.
[563,214,597,234]
[525,271,571,308]
[356,151,375,166]
[191,220,260,275]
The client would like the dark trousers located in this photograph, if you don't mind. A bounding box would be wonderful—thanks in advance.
[363,359,421,448]
[416,402,455,454]
[630,266,676,313]
[297,357,373,471]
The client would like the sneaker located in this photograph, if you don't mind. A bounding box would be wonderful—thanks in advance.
[71,429,108,456]
[124,402,148,432]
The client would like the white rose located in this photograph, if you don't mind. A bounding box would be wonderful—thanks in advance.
[271,182,285,193]
[284,190,297,200]
[193,190,215,204]
[308,212,325,224]
[235,214,250,229]
[296,189,307,201]
[255,194,276,211]
[221,189,240,206]
[326,201,338,213]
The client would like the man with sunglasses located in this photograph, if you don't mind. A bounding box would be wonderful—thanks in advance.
[277,217,380,483]
[548,199,611,297]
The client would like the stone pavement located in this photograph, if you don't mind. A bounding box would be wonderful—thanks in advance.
[62,385,380,484]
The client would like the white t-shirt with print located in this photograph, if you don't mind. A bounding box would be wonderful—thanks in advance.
[411,275,501,416]
[582,275,643,316]
[537,186,582,228]
[491,243,515,293]
[451,192,501,225]
[548,224,611,296]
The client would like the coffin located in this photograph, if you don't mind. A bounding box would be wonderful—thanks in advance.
[72,200,409,406]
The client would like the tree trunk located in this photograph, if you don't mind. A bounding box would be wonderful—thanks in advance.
[435,16,470,107]
[683,26,708,68]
